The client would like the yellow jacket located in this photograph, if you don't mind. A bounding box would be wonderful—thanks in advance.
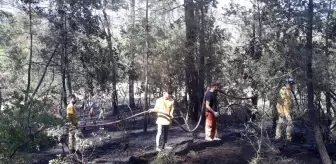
[66,104,78,126]
[277,86,291,114]
[153,97,175,125]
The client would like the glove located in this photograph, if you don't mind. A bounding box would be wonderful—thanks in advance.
[214,112,219,117]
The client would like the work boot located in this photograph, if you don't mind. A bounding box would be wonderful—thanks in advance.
[205,137,213,141]
[155,147,161,152]
[164,145,173,150]
[213,137,221,141]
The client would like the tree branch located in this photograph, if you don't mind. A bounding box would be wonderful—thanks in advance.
[217,89,257,100]
[9,126,48,158]
[31,44,60,99]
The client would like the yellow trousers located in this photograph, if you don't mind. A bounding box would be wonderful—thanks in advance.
[68,126,78,151]
[275,111,293,141]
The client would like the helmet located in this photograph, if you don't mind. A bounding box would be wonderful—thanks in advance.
[286,77,295,85]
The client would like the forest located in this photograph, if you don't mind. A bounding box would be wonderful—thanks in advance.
[0,0,336,163]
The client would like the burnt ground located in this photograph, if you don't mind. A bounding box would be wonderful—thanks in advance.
[28,105,335,164]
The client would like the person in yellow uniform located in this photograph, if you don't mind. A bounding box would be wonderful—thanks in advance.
[149,89,175,152]
[67,94,79,153]
[275,78,295,141]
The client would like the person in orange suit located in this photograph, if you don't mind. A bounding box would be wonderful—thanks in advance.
[205,83,221,141]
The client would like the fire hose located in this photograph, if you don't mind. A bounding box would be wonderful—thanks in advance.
[77,89,257,132]
[77,90,210,133]
[78,110,199,132]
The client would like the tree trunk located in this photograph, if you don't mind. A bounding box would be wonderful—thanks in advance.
[61,8,67,108]
[205,23,213,87]
[306,0,331,163]
[64,11,72,96]
[185,0,199,121]
[129,72,135,107]
[25,2,33,104]
[103,5,118,118]
[0,87,2,112]
[251,0,260,109]
[143,0,149,132]
[257,0,262,39]
[129,0,136,108]
[323,0,333,142]
[61,55,67,107]
[198,0,205,116]
[26,2,33,130]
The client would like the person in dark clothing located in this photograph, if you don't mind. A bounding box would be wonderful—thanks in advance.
[205,83,221,141]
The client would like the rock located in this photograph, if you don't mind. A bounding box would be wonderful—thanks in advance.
[128,156,149,164]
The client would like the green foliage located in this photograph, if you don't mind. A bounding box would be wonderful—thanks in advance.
[0,0,335,161]
[220,0,336,109]
[0,92,63,160]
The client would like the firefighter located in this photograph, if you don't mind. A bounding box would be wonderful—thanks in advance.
[275,78,295,141]
[205,82,221,141]
[66,94,79,153]
[149,88,175,152]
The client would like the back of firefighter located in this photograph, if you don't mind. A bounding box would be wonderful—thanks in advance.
[67,94,79,153]
[275,78,295,141]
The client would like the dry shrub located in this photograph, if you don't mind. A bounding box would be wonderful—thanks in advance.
[153,151,177,164]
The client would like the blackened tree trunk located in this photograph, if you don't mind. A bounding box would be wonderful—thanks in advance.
[205,23,213,87]
[103,3,118,118]
[306,0,331,163]
[143,0,149,132]
[185,0,199,121]
[198,0,205,117]
[64,10,72,96]
[128,0,136,108]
